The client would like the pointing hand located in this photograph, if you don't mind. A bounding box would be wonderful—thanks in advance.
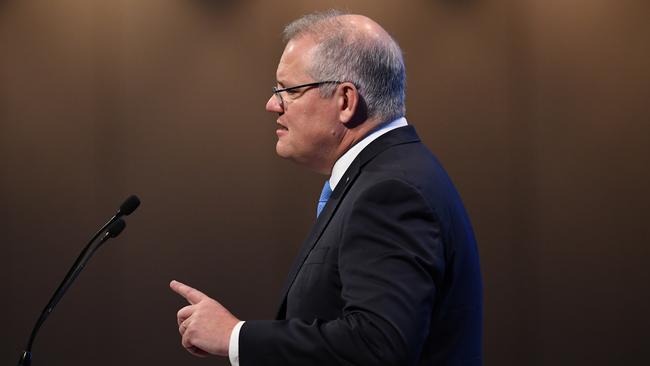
[170,280,240,357]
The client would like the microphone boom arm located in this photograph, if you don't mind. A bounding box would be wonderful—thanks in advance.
[17,196,138,366]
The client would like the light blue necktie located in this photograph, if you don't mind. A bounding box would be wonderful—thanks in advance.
[316,180,332,218]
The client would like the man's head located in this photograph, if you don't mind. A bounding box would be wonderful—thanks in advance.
[266,10,406,174]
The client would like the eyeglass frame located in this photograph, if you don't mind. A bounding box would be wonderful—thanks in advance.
[272,81,342,109]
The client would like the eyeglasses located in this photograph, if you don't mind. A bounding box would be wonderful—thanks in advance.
[272,81,342,109]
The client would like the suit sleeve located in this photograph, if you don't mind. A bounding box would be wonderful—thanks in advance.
[239,179,446,366]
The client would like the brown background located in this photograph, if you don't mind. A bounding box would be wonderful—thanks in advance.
[1,0,649,365]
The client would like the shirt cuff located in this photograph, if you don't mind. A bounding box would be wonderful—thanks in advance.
[228,320,245,366]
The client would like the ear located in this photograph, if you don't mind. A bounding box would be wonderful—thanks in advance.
[336,82,359,124]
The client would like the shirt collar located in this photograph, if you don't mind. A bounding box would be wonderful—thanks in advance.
[329,117,408,190]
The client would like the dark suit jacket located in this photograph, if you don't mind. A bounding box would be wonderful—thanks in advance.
[240,126,482,365]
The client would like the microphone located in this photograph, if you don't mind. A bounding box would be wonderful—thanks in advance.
[17,196,140,366]
[107,218,127,238]
[118,195,140,216]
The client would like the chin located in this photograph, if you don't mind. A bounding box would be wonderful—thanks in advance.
[275,143,292,160]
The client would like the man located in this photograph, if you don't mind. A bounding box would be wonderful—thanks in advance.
[171,10,482,365]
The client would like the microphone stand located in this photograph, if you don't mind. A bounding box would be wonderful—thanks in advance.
[17,195,139,366]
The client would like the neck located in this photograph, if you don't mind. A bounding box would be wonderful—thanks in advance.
[319,118,381,175]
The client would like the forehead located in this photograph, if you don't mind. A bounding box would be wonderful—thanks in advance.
[276,36,317,84]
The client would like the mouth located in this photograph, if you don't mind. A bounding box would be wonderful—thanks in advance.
[276,122,288,131]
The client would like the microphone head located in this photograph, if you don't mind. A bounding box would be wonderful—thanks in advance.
[118,195,140,216]
[107,218,126,238]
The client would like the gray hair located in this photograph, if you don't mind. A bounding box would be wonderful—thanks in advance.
[283,10,406,123]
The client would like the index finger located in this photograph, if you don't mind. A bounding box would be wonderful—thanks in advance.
[170,280,206,305]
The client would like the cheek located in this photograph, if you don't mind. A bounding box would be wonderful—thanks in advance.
[289,123,316,150]
[284,97,338,147]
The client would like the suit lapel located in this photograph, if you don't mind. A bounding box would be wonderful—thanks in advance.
[275,126,421,319]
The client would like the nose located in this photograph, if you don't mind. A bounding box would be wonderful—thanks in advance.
[266,94,283,113]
